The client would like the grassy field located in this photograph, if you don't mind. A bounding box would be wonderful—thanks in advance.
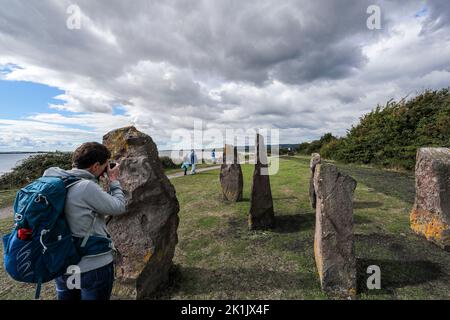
[1,156,449,299]
[159,155,450,299]
[0,190,17,209]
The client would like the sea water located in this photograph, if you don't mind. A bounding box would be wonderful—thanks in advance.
[0,153,36,176]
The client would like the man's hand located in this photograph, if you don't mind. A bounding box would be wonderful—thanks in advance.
[107,161,121,183]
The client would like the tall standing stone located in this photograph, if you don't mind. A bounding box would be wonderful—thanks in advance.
[103,126,180,299]
[410,148,450,250]
[220,144,243,202]
[314,163,357,296]
[309,153,321,209]
[249,134,275,230]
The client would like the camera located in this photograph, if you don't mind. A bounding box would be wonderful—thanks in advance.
[102,161,117,176]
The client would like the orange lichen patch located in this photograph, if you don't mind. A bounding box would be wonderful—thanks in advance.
[143,249,153,263]
[410,208,450,245]
[314,237,323,283]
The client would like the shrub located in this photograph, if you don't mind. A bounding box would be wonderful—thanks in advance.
[159,156,177,169]
[298,88,450,170]
[0,152,72,190]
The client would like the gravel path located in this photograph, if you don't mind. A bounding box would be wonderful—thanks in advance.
[0,205,13,220]
[166,165,220,179]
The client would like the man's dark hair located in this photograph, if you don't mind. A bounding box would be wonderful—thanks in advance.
[72,142,111,169]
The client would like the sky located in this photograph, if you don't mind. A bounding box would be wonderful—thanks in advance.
[0,0,449,152]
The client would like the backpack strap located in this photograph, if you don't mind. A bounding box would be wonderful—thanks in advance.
[61,176,103,250]
[35,280,42,300]
[61,176,82,189]
[60,175,94,248]
[80,213,97,248]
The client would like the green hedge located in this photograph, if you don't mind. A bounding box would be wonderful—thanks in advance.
[159,156,178,169]
[299,88,450,170]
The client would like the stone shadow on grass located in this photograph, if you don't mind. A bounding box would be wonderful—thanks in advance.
[221,197,249,203]
[353,201,383,209]
[353,214,373,225]
[148,264,321,299]
[272,213,315,234]
[272,196,298,201]
[355,233,449,297]
[356,258,444,296]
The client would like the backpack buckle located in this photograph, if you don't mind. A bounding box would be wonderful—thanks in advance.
[14,213,23,222]
[34,194,49,206]
[39,229,49,254]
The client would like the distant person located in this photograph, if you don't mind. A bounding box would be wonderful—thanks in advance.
[181,152,190,176]
[190,149,198,174]
[211,149,216,164]
[43,142,127,300]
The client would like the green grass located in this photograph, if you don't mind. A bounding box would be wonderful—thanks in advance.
[0,190,17,208]
[1,156,450,300]
[156,156,450,299]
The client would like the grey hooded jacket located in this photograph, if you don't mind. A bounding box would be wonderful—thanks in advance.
[43,167,127,273]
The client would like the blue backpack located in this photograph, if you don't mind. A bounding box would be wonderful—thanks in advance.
[2,176,82,299]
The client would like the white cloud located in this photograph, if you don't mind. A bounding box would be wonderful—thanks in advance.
[0,119,95,151]
[0,0,449,151]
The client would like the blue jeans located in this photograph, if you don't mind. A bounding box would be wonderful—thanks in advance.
[55,262,114,300]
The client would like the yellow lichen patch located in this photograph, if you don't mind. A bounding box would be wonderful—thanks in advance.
[104,126,138,159]
[410,208,449,244]
[348,288,357,298]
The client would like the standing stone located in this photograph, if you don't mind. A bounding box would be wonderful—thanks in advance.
[249,134,275,230]
[314,163,357,297]
[103,126,180,299]
[410,148,450,250]
[220,144,243,202]
[309,153,321,209]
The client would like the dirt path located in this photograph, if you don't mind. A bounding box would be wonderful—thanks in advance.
[166,165,220,179]
[0,206,13,220]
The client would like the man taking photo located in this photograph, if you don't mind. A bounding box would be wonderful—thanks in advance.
[43,142,127,300]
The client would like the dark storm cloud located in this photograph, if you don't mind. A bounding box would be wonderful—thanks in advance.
[0,0,388,86]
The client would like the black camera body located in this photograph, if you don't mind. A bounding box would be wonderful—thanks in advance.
[101,161,117,176]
